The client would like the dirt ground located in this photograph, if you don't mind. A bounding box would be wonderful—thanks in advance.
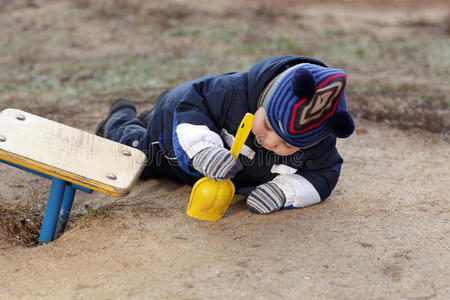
[0,0,449,299]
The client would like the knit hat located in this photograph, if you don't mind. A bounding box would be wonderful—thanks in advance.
[258,63,354,148]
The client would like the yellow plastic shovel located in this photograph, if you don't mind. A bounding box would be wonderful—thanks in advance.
[186,113,255,221]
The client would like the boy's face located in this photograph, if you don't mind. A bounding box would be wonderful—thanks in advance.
[252,107,300,156]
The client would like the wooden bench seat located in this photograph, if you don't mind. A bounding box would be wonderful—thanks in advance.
[0,108,147,242]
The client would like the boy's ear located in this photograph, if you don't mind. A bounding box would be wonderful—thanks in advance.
[292,68,316,99]
[327,111,355,138]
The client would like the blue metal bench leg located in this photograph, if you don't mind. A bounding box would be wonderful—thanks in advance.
[39,178,66,243]
[56,184,76,237]
[1,159,94,243]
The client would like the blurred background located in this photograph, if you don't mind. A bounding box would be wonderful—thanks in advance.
[0,2,449,298]
[0,0,449,134]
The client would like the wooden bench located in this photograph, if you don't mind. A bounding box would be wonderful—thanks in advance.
[0,108,146,243]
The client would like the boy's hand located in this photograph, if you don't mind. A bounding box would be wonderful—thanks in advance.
[246,182,286,214]
[192,146,243,181]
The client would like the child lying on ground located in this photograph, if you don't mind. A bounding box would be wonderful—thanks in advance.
[96,56,355,214]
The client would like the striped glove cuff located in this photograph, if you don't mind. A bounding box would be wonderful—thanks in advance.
[247,182,286,214]
[192,146,243,181]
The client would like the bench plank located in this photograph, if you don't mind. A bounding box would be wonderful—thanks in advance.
[0,108,146,196]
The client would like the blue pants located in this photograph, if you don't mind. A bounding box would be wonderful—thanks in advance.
[105,108,147,149]
[104,106,195,183]
[104,108,163,179]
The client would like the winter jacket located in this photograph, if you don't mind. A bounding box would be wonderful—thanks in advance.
[145,56,343,208]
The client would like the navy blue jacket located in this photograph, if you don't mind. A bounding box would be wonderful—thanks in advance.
[145,56,343,202]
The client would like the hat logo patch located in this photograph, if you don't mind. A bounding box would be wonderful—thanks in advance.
[290,76,345,133]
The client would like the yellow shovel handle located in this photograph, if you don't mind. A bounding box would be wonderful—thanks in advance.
[230,113,255,159]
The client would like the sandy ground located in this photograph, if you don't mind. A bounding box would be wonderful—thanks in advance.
[0,119,449,299]
[0,0,449,299]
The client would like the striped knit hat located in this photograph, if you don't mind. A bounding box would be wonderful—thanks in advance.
[258,63,355,148]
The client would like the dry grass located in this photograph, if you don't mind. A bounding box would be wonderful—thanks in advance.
[0,185,45,247]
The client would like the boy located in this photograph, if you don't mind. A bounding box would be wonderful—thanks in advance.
[96,56,355,214]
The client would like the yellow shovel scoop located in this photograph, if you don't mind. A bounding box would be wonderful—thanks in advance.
[186,113,255,221]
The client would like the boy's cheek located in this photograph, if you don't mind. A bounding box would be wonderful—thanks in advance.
[251,122,265,136]
[251,126,260,137]
[272,146,298,157]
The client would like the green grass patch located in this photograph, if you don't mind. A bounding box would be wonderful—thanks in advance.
[81,207,110,219]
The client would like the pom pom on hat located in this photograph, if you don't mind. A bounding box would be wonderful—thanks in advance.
[326,111,355,138]
[292,68,316,99]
